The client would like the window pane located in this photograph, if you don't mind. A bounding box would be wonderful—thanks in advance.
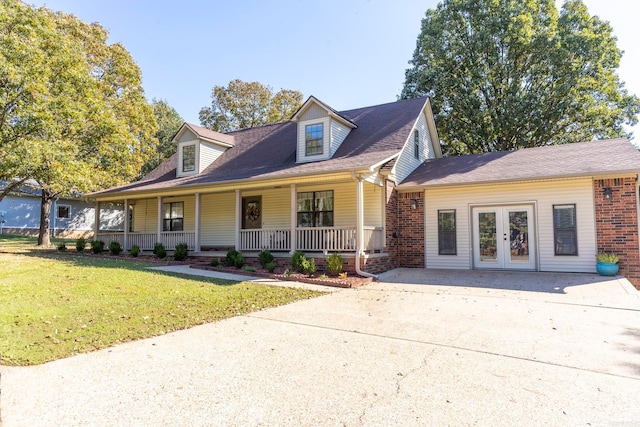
[183,145,195,172]
[163,203,171,219]
[172,218,183,232]
[305,124,323,156]
[317,211,334,227]
[57,206,70,219]
[297,193,313,212]
[554,205,577,255]
[163,218,171,231]
[315,191,333,211]
[297,212,313,227]
[172,202,183,218]
[438,210,456,255]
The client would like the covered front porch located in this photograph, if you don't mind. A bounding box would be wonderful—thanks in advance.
[94,177,386,255]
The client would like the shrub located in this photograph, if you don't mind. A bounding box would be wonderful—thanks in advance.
[243,266,256,273]
[90,240,105,254]
[326,253,344,275]
[338,272,348,279]
[264,261,276,273]
[153,242,167,259]
[258,248,274,268]
[319,274,328,279]
[301,256,316,276]
[226,249,240,266]
[108,241,123,256]
[234,253,245,269]
[597,253,619,263]
[210,257,220,267]
[291,250,306,272]
[129,245,140,257]
[75,237,86,252]
[57,242,67,252]
[284,269,293,276]
[174,243,189,261]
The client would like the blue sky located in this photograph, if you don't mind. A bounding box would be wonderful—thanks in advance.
[33,0,640,136]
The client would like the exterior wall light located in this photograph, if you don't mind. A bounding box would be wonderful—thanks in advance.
[603,187,613,200]
[410,199,418,210]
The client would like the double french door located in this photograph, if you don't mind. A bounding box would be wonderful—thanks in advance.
[472,205,536,270]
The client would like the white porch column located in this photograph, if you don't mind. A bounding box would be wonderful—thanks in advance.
[235,190,241,250]
[123,199,129,250]
[157,196,163,244]
[194,193,201,252]
[356,178,364,251]
[290,184,296,254]
[94,201,100,239]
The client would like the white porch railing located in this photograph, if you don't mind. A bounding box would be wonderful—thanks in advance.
[297,227,357,252]
[239,228,290,251]
[96,232,195,251]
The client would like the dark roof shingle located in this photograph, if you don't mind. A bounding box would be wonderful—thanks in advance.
[399,139,640,188]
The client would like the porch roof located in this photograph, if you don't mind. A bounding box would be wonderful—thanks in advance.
[399,139,640,189]
[93,97,428,197]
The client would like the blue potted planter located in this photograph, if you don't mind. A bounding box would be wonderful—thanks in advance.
[596,262,619,276]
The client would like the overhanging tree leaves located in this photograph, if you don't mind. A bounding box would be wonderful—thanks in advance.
[199,79,303,132]
[401,0,640,154]
[0,1,157,246]
[140,99,183,176]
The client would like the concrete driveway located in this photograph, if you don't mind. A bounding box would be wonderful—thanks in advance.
[2,268,640,426]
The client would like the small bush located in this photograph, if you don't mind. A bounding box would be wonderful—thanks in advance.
[129,245,140,257]
[319,274,328,279]
[109,241,123,256]
[258,249,274,268]
[75,237,86,252]
[301,256,316,276]
[90,240,105,254]
[338,272,348,279]
[234,253,245,268]
[326,253,344,275]
[243,266,256,273]
[174,243,189,261]
[153,242,167,259]
[57,242,67,252]
[264,261,276,273]
[226,249,240,266]
[291,250,306,272]
[284,269,293,276]
[210,257,220,267]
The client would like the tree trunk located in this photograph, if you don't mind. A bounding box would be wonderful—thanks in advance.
[37,189,55,246]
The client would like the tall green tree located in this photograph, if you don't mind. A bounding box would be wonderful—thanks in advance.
[0,1,157,245]
[401,0,640,154]
[140,99,184,176]
[199,79,303,132]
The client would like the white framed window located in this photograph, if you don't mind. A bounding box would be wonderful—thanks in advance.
[438,209,456,255]
[305,123,323,156]
[553,204,577,255]
[297,191,333,227]
[57,205,70,219]
[414,130,420,159]
[182,145,196,172]
[163,202,184,231]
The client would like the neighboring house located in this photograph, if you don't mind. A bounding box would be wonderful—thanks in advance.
[90,96,640,284]
[0,181,123,238]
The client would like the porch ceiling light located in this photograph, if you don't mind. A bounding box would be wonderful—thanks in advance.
[603,187,613,200]
[410,199,418,210]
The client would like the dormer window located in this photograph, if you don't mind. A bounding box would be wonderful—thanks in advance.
[414,130,419,159]
[182,145,196,172]
[305,123,324,156]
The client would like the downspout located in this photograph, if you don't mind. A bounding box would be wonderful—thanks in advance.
[352,172,378,280]
[51,197,58,238]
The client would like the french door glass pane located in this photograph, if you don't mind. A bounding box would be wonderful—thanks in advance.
[509,211,529,262]
[478,212,497,261]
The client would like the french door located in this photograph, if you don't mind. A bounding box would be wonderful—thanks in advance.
[472,205,536,270]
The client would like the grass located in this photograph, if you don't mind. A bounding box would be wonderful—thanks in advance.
[0,234,325,366]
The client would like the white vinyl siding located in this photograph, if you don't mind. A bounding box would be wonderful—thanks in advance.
[200,192,236,246]
[395,109,434,183]
[198,142,226,172]
[423,179,597,272]
[131,197,195,233]
[330,120,351,156]
[298,104,329,121]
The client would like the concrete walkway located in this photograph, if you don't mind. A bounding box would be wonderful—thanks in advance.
[2,269,640,426]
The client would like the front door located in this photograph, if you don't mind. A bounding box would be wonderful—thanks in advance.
[242,196,262,229]
[472,205,536,270]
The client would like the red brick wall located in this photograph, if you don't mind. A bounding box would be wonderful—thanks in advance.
[594,177,640,286]
[384,180,400,269]
[395,191,425,268]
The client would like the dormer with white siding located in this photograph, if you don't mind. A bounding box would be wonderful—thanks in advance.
[392,98,442,183]
[173,123,235,177]
[290,96,358,163]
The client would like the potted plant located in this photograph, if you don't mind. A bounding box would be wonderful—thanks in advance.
[596,253,619,276]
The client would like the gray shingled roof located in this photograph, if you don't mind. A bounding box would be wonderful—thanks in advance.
[399,138,640,189]
[94,97,428,196]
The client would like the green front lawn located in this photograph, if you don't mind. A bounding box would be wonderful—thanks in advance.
[0,235,324,366]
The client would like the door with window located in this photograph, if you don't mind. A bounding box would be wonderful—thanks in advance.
[472,205,536,270]
[242,196,262,229]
